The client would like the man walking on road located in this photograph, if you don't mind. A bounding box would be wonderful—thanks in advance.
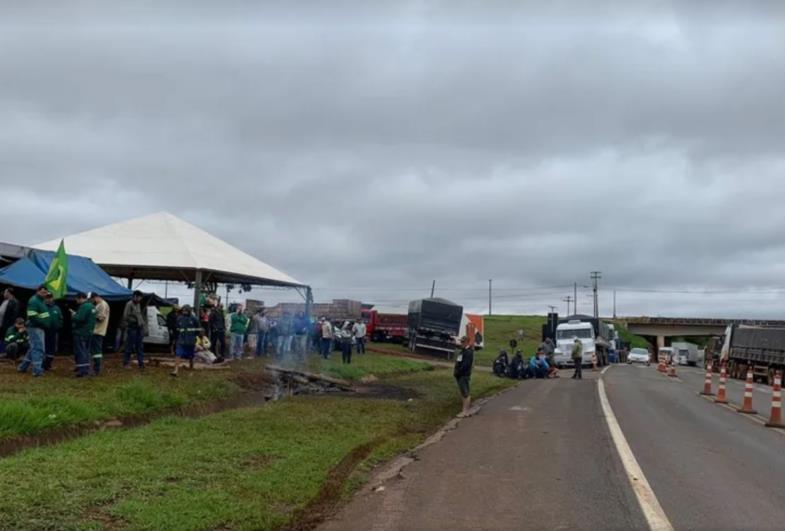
[571,338,583,379]
[454,336,475,417]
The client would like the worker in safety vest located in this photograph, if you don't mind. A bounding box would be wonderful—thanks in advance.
[18,285,52,377]
[71,293,97,378]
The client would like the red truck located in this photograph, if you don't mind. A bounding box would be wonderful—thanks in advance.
[362,308,409,343]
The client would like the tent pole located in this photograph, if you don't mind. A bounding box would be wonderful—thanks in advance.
[193,270,202,311]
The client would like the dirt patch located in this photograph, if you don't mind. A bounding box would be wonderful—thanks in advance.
[351,384,421,401]
[283,438,383,531]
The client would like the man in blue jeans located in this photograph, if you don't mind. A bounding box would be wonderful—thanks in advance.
[122,291,147,370]
[18,285,51,377]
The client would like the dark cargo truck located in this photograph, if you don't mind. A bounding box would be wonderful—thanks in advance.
[407,298,464,358]
[722,325,785,384]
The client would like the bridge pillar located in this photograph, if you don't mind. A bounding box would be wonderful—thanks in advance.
[657,336,666,351]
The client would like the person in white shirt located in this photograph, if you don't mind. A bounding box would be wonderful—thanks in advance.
[352,320,367,354]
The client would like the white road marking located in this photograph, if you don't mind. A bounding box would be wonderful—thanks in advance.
[601,365,611,375]
[598,378,674,531]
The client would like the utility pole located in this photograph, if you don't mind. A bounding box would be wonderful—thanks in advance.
[590,271,602,319]
[430,280,436,298]
[548,305,557,315]
[563,296,573,316]
[574,282,578,315]
[488,279,492,315]
[613,289,617,319]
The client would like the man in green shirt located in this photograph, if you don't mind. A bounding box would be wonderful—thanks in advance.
[71,292,97,378]
[18,285,51,377]
[229,305,249,360]
[4,318,29,361]
[43,293,63,371]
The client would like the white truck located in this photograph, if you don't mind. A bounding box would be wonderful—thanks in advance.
[553,320,599,368]
[671,341,699,366]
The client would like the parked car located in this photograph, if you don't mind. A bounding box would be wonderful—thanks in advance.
[628,347,650,365]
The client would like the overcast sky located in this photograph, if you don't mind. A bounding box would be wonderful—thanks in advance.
[2,1,785,317]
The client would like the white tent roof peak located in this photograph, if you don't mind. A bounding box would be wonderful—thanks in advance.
[33,211,304,287]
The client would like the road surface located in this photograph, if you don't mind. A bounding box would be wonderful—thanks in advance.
[321,364,785,531]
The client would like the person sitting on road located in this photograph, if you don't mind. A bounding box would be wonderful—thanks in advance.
[540,347,560,378]
[3,318,29,361]
[493,349,509,377]
[194,329,219,365]
[529,351,549,379]
[507,350,526,379]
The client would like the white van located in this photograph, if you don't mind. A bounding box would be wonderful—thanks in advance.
[144,306,170,345]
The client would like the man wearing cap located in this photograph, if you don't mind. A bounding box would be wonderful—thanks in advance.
[453,336,475,417]
[171,305,201,376]
[18,285,51,377]
[90,293,110,375]
[122,291,147,370]
[42,293,63,371]
[71,293,97,377]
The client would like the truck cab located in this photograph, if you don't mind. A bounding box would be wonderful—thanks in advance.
[553,321,596,367]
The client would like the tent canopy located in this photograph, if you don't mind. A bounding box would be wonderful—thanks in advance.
[34,212,305,288]
[0,250,133,301]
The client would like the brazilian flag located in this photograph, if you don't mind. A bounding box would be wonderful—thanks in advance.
[44,240,69,299]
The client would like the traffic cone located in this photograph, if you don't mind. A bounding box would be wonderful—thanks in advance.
[657,354,666,373]
[592,352,598,372]
[737,367,757,415]
[700,361,714,396]
[766,371,785,428]
[715,363,728,404]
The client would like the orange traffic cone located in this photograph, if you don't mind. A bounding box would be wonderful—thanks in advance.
[766,371,785,428]
[715,363,728,404]
[737,367,757,415]
[657,354,666,373]
[592,352,598,372]
[700,361,714,396]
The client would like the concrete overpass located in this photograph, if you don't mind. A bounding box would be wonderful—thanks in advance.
[623,317,785,349]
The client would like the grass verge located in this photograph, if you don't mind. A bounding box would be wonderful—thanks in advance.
[0,369,515,530]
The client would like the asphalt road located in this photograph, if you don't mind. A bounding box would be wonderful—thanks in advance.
[607,363,785,530]
[321,364,785,531]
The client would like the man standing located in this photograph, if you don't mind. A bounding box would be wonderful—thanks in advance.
[71,293,96,378]
[353,319,367,355]
[276,311,293,357]
[209,305,227,360]
[18,285,51,377]
[293,311,309,357]
[453,336,475,417]
[166,305,180,356]
[229,305,249,360]
[171,305,201,376]
[320,318,333,359]
[122,290,147,370]
[43,294,62,371]
[90,293,110,375]
[571,338,583,380]
[0,288,19,352]
[252,309,269,357]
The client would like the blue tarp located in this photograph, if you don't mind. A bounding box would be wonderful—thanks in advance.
[0,250,132,301]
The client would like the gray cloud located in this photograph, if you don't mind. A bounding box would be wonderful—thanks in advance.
[2,1,785,318]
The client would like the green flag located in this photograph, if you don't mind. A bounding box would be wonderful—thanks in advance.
[44,240,69,299]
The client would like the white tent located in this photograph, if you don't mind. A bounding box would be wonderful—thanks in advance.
[34,212,306,296]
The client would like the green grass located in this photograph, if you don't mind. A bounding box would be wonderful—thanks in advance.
[478,315,547,366]
[299,353,433,381]
[0,360,258,440]
[0,369,515,530]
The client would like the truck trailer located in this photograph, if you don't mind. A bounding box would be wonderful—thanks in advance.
[721,325,785,384]
[407,298,464,358]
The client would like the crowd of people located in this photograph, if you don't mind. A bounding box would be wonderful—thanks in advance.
[492,337,563,380]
